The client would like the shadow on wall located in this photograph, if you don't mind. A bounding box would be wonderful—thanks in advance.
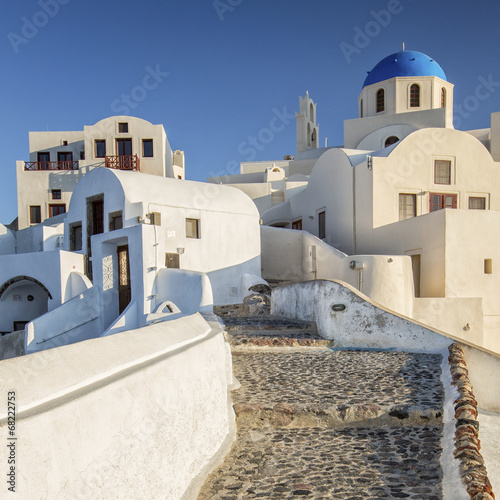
[0,330,25,360]
[206,255,262,306]
[25,286,101,354]
[155,268,213,314]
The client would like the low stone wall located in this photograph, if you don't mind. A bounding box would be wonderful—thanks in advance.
[0,313,235,499]
[448,343,496,500]
[271,279,452,351]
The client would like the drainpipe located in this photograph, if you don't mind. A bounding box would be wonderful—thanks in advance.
[311,245,317,280]
[349,260,366,293]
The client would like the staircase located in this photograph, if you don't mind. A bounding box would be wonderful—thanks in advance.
[197,315,445,499]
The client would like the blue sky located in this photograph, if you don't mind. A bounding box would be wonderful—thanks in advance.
[1,0,500,224]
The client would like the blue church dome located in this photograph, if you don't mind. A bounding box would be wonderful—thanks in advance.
[363,50,447,88]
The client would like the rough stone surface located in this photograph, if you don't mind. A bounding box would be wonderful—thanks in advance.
[249,283,272,295]
[198,426,443,499]
[240,293,271,316]
[223,316,328,349]
[231,350,444,408]
[198,313,450,499]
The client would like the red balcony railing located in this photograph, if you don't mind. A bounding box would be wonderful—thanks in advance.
[105,155,140,171]
[24,161,79,171]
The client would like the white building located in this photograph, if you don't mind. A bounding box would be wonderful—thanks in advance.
[18,166,261,352]
[258,49,500,353]
[16,115,185,229]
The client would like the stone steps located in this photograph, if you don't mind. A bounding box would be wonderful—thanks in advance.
[222,315,329,349]
[234,402,442,429]
[197,317,446,499]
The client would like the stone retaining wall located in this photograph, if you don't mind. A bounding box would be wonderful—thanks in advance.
[449,343,496,500]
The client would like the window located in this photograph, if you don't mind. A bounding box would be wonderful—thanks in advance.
[186,218,200,238]
[469,197,486,210]
[70,222,83,251]
[95,140,106,158]
[441,87,446,108]
[360,99,363,118]
[116,138,132,156]
[37,152,50,169]
[434,160,451,184]
[51,189,61,200]
[80,151,85,160]
[292,219,302,230]
[109,211,123,231]
[429,193,457,212]
[58,151,73,162]
[318,211,326,239]
[49,204,66,218]
[142,139,153,157]
[385,136,399,147]
[30,206,41,224]
[376,88,385,113]
[485,259,493,275]
[165,253,180,268]
[118,122,128,133]
[399,194,416,220]
[62,140,68,146]
[410,84,420,107]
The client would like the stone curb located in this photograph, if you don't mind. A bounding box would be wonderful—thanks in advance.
[448,343,496,500]
[228,336,333,348]
[233,402,442,428]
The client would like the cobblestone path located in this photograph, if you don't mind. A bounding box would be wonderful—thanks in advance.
[197,317,445,500]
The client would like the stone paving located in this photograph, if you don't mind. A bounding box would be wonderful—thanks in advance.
[232,350,443,409]
[198,316,446,500]
[198,426,443,499]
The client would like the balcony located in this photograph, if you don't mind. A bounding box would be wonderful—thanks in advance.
[105,155,140,171]
[24,161,79,171]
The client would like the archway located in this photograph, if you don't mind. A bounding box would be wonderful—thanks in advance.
[384,136,400,147]
[0,276,52,333]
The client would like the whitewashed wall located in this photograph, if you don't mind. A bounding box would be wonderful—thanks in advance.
[261,226,414,317]
[0,314,235,499]
[271,280,452,351]
[0,251,86,334]
[0,224,16,255]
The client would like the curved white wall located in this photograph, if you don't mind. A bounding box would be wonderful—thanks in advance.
[0,314,235,499]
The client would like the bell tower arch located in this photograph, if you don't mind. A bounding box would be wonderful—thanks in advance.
[296,91,319,153]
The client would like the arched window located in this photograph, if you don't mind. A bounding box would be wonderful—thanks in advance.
[307,123,311,147]
[384,136,399,147]
[441,87,446,108]
[376,89,385,113]
[410,84,420,107]
[309,103,314,123]
[360,99,363,117]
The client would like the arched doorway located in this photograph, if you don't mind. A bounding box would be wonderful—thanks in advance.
[0,276,52,333]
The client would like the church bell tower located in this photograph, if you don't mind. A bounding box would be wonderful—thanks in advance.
[296,91,319,153]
